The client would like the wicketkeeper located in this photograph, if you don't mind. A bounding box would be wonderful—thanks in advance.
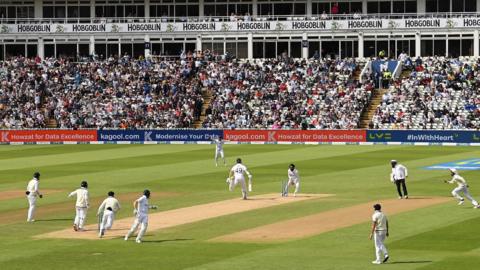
[283,164,300,197]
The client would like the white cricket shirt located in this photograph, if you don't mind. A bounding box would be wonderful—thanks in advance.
[372,211,388,231]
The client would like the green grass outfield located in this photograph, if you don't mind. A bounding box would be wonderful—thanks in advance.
[0,144,479,270]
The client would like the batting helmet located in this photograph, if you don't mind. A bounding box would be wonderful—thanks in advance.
[373,204,382,211]
[33,172,40,179]
[289,164,295,170]
[108,191,115,197]
[449,168,458,174]
[81,181,88,188]
[143,189,151,198]
[236,158,242,164]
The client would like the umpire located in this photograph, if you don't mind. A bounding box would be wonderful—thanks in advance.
[390,160,408,199]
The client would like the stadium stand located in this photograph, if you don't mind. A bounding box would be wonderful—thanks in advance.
[371,56,480,130]
[1,1,480,130]
[200,58,373,129]
[0,56,204,129]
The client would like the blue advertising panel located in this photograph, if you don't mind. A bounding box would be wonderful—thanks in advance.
[97,130,223,142]
[425,159,480,170]
[367,130,480,143]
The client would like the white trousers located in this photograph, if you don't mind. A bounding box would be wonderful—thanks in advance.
[100,210,115,231]
[285,179,300,195]
[452,186,479,206]
[74,207,88,229]
[374,231,388,262]
[126,214,148,241]
[27,195,37,221]
[229,177,247,198]
[215,150,225,162]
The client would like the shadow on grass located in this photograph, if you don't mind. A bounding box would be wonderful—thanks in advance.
[35,218,71,222]
[389,260,432,264]
[142,238,193,244]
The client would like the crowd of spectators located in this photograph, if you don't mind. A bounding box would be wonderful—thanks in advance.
[0,54,204,129]
[371,56,480,130]
[200,58,373,129]
[1,53,374,130]
[3,53,480,131]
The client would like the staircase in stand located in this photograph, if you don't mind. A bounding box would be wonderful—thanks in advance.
[358,67,411,129]
[47,118,57,128]
[193,89,213,129]
[359,88,386,129]
[353,69,362,81]
[400,69,412,79]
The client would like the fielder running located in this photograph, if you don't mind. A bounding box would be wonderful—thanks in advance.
[390,160,409,199]
[283,164,300,197]
[124,190,157,243]
[227,158,252,200]
[370,203,389,265]
[26,172,43,222]
[97,191,121,238]
[68,181,89,231]
[213,136,226,167]
[445,168,480,208]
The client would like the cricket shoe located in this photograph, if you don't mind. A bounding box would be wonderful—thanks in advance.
[73,224,78,231]
[474,205,480,209]
[404,195,408,199]
[124,235,129,241]
[383,255,389,263]
[458,199,465,205]
[398,196,402,199]
[99,229,105,238]
[371,260,381,265]
[135,239,142,244]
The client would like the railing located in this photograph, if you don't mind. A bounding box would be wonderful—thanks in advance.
[393,60,403,79]
[2,12,480,24]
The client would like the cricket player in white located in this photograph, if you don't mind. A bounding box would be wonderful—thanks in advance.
[68,181,89,231]
[228,158,252,200]
[26,172,43,222]
[390,160,409,199]
[370,203,389,264]
[213,136,226,167]
[125,190,157,243]
[284,164,300,197]
[445,168,480,208]
[97,191,121,238]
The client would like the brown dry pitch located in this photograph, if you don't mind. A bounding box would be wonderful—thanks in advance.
[0,191,180,225]
[0,189,64,201]
[35,193,332,240]
[212,196,451,243]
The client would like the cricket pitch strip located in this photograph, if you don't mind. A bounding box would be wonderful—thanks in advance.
[35,193,333,240]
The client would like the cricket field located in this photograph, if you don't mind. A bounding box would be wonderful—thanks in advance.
[0,144,479,269]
